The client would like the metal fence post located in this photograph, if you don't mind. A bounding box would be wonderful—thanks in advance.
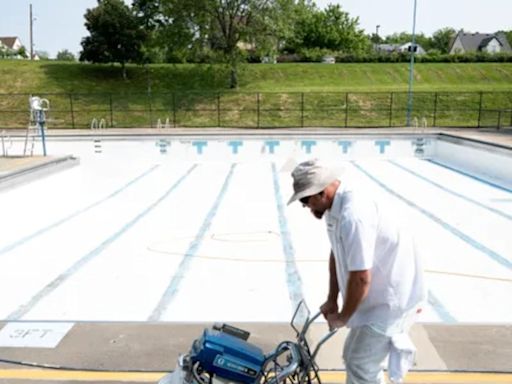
[301,92,304,128]
[217,92,221,127]
[257,92,260,128]
[344,93,349,127]
[388,92,394,127]
[68,93,75,129]
[433,92,438,127]
[477,91,483,128]
[109,94,114,128]
[148,92,153,128]
[497,110,502,129]
[172,92,177,128]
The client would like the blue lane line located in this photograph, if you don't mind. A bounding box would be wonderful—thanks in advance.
[427,159,512,194]
[351,163,457,323]
[7,164,197,321]
[352,162,512,270]
[389,160,512,221]
[148,164,236,321]
[428,291,457,323]
[271,163,305,313]
[0,164,161,257]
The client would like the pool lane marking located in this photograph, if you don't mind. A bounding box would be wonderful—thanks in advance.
[148,164,236,321]
[0,164,161,256]
[0,370,511,383]
[388,160,512,221]
[6,164,198,321]
[428,291,457,323]
[271,163,305,313]
[427,159,512,194]
[352,161,512,270]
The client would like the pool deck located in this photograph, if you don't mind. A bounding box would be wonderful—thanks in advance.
[0,127,511,383]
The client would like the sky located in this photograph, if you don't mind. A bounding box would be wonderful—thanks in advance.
[0,0,511,58]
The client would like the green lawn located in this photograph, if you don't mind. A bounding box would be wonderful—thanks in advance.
[1,61,512,93]
[0,60,511,128]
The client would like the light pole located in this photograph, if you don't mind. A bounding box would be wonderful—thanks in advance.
[406,0,418,127]
[29,4,34,60]
[376,25,380,39]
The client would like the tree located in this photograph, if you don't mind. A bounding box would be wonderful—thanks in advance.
[288,4,370,54]
[204,0,278,88]
[35,50,50,60]
[159,0,290,88]
[132,0,169,62]
[17,46,28,59]
[56,49,76,61]
[80,0,146,78]
[497,30,512,49]
[431,27,456,54]
[249,0,298,61]
[384,31,431,51]
[507,31,512,47]
[369,33,383,44]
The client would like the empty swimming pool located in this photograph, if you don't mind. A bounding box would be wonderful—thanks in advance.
[0,133,510,324]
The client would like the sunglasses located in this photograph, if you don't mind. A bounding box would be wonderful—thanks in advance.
[299,196,311,206]
[299,191,323,207]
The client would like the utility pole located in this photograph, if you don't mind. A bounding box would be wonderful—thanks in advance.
[406,0,418,127]
[29,4,34,60]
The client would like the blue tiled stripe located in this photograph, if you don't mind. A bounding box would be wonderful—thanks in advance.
[0,165,160,256]
[427,159,512,194]
[148,164,236,321]
[428,291,457,323]
[389,160,512,221]
[271,163,304,313]
[7,164,197,321]
[352,161,511,270]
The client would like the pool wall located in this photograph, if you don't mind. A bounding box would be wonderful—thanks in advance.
[432,135,512,190]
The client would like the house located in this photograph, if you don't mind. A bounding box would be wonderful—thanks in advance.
[374,42,426,55]
[0,36,28,59]
[398,42,426,55]
[0,36,23,51]
[375,43,400,54]
[449,31,512,54]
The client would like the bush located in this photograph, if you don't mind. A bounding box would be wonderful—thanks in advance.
[331,51,512,63]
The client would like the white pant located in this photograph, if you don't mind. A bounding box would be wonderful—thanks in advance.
[343,325,391,384]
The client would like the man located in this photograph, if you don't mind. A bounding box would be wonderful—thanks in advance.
[288,159,425,384]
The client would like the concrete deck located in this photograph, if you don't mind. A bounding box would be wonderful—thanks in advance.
[0,322,511,383]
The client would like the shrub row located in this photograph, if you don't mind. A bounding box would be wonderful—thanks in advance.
[273,50,512,63]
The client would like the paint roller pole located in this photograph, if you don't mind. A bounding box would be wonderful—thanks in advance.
[406,0,418,127]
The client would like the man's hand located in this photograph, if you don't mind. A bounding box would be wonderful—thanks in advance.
[326,312,347,331]
[320,300,338,319]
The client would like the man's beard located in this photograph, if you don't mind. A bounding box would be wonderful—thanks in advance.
[313,210,324,219]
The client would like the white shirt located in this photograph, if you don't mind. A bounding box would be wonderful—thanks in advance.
[325,183,425,335]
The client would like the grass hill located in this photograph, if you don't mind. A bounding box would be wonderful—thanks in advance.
[0,60,511,128]
[1,60,512,93]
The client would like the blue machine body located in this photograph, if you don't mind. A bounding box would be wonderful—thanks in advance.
[190,329,266,384]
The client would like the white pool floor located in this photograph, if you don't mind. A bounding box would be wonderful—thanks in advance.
[0,140,511,324]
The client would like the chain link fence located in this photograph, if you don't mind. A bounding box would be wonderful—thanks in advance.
[0,91,511,129]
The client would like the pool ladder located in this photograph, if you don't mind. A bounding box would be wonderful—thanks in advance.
[412,116,428,157]
[1,130,13,157]
[91,118,106,154]
[156,117,171,130]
